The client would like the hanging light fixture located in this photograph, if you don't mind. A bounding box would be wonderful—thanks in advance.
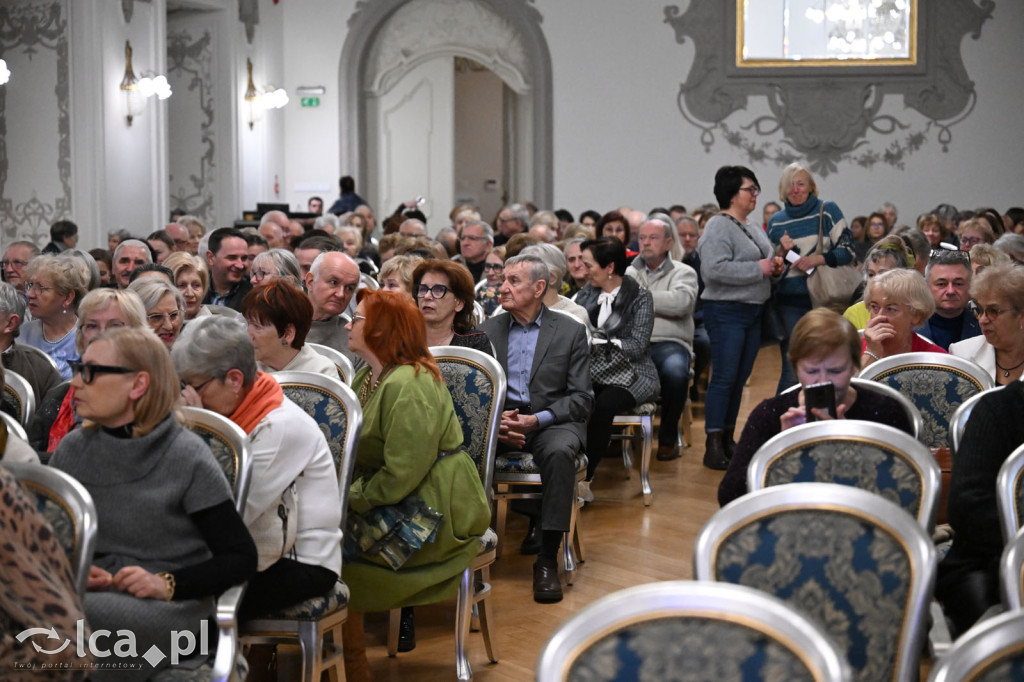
[119,40,171,126]
[0,59,10,86]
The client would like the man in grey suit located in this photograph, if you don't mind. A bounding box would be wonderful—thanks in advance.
[480,254,593,603]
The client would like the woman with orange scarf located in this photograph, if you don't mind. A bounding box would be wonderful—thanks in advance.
[174,315,342,620]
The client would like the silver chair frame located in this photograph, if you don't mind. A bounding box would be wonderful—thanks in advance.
[747,420,940,531]
[695,483,937,682]
[997,443,1024,544]
[858,351,994,389]
[780,377,924,439]
[927,609,1024,681]
[241,370,363,682]
[611,404,654,505]
[1000,525,1024,611]
[1,409,30,442]
[536,580,851,682]
[306,342,356,386]
[5,368,36,426]
[18,342,60,372]
[5,461,98,598]
[948,388,994,457]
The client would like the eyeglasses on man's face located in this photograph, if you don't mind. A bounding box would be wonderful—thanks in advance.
[1,259,28,270]
[69,361,136,384]
[416,284,449,299]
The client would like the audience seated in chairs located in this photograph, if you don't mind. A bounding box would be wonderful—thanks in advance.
[29,288,147,454]
[861,268,946,368]
[573,237,659,501]
[241,280,337,377]
[172,315,342,622]
[340,290,490,680]
[950,263,1024,385]
[50,327,257,680]
[479,254,594,604]
[937,380,1024,637]
[719,308,914,506]
[411,259,492,353]
[624,216,698,462]
[0,281,61,408]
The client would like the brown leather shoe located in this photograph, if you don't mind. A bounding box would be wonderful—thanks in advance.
[533,557,563,603]
[656,444,681,461]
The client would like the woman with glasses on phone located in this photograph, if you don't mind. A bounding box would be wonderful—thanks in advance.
[128,277,185,350]
[411,260,492,354]
[697,165,785,469]
[21,254,91,380]
[767,162,855,393]
[50,327,257,680]
[950,264,1024,384]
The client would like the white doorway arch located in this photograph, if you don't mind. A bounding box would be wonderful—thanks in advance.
[338,0,553,214]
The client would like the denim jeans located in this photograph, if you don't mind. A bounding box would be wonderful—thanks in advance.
[703,300,763,432]
[776,302,811,394]
[649,341,691,445]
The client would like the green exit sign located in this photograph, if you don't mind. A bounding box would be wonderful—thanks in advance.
[300,97,320,108]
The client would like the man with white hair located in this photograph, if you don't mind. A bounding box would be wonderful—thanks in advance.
[625,215,698,461]
[259,211,289,249]
[303,251,363,368]
[112,239,153,289]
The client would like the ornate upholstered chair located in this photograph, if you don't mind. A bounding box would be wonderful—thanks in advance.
[306,341,355,385]
[240,371,362,682]
[949,388,995,457]
[996,443,1024,544]
[858,352,992,448]
[3,368,35,426]
[611,402,654,505]
[382,346,505,679]
[1001,526,1024,610]
[927,610,1024,681]
[695,483,937,682]
[780,377,924,438]
[5,461,97,597]
[747,421,940,531]
[536,581,851,682]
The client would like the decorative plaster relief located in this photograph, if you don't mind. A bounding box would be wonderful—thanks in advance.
[365,0,530,96]
[167,29,216,222]
[0,0,70,243]
[663,0,994,176]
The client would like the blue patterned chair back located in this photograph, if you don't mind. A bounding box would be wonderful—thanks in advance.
[5,461,97,598]
[996,443,1024,545]
[858,352,993,448]
[537,580,851,682]
[928,610,1024,682]
[274,371,362,517]
[180,406,252,513]
[748,421,940,531]
[696,483,936,682]
[430,346,506,502]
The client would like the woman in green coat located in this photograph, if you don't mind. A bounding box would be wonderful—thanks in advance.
[342,289,490,680]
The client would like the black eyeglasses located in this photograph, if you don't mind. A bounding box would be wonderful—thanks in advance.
[483,263,504,272]
[69,361,136,384]
[416,284,449,299]
[738,185,761,196]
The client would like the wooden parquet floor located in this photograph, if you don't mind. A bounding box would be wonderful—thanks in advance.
[271,345,935,680]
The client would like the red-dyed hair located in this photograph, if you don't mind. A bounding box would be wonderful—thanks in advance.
[356,289,441,381]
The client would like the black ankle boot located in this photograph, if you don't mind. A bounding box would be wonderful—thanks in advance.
[723,426,736,460]
[398,606,416,652]
[703,431,729,470]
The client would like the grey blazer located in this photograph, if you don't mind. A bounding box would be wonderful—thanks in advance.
[480,306,594,442]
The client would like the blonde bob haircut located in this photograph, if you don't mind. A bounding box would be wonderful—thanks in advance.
[163,252,210,295]
[75,288,147,354]
[377,254,424,294]
[864,268,935,324]
[777,162,818,204]
[968,243,1011,273]
[84,326,181,437]
[787,308,862,371]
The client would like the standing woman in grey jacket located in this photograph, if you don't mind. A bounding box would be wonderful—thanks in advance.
[696,166,784,470]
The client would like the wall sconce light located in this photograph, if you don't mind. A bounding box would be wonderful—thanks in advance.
[119,41,171,126]
[244,58,289,130]
[0,59,10,86]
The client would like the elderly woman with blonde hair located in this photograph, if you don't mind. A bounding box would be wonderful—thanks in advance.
[163,252,210,320]
[968,243,1011,277]
[377,254,424,296]
[21,254,92,380]
[950,264,1024,384]
[128,277,185,349]
[861,268,945,367]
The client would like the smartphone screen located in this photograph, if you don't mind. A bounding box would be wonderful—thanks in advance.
[803,381,836,422]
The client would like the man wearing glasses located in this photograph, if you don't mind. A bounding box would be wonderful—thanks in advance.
[920,249,980,350]
[453,220,494,283]
[2,241,39,296]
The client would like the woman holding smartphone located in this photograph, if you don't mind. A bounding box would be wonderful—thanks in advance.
[717,308,913,506]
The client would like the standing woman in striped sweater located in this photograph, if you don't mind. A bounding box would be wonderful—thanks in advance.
[767,162,854,394]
